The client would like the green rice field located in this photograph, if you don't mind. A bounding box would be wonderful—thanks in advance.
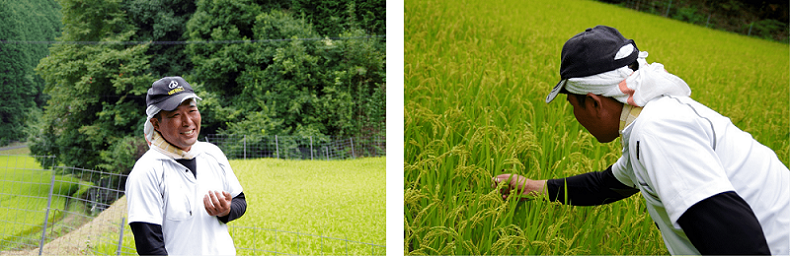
[229,157,386,255]
[59,157,385,255]
[404,0,788,255]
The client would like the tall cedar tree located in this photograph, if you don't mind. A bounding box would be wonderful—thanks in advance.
[0,0,61,146]
[32,0,153,174]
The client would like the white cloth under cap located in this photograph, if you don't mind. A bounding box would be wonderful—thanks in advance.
[144,105,162,146]
[564,51,691,107]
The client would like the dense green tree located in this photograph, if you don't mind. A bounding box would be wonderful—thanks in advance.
[0,0,61,146]
[123,0,197,77]
[31,0,153,173]
[292,0,385,36]
[186,1,385,140]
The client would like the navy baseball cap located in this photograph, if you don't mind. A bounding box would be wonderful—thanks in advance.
[146,76,202,111]
[545,25,639,103]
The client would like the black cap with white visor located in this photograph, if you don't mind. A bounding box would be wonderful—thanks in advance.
[146,76,202,111]
[546,25,640,103]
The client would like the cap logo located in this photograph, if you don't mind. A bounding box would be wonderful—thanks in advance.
[168,80,179,89]
[168,87,184,95]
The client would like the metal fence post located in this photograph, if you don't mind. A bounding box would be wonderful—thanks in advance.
[325,146,329,160]
[243,135,247,160]
[117,217,126,255]
[664,0,671,17]
[275,135,280,159]
[310,136,314,160]
[706,13,711,27]
[350,138,355,158]
[39,170,57,255]
[748,22,753,36]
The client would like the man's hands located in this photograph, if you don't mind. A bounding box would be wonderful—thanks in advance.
[491,174,547,201]
[204,191,232,217]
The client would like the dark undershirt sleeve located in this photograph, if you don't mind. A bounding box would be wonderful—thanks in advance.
[217,192,247,223]
[677,191,770,255]
[129,222,168,255]
[545,166,639,206]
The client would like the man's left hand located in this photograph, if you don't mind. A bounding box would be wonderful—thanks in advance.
[204,190,232,217]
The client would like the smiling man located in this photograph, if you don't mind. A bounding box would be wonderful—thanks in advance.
[493,26,789,255]
[126,76,247,255]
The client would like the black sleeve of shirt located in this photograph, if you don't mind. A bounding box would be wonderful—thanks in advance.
[129,222,168,255]
[677,191,770,255]
[217,192,247,224]
[545,166,639,206]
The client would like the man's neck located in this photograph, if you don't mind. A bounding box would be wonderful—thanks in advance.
[150,131,196,160]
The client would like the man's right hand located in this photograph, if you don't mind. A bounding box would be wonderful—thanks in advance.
[204,190,232,217]
[491,174,547,201]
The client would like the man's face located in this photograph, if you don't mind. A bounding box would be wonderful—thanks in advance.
[151,100,201,151]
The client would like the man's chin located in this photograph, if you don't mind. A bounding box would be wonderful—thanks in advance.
[596,136,618,143]
[181,132,199,146]
[171,139,198,151]
[182,139,198,149]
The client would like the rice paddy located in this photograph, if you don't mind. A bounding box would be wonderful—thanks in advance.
[404,0,789,254]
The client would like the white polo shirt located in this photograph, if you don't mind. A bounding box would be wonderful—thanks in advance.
[612,95,789,255]
[126,141,243,255]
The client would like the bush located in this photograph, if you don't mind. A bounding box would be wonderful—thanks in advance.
[752,19,787,41]
[97,136,147,175]
[672,6,705,24]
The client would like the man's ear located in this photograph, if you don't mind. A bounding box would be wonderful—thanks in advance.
[586,93,605,115]
[150,117,160,132]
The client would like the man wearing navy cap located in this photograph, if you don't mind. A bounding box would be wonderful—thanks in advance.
[493,26,789,255]
[126,76,248,255]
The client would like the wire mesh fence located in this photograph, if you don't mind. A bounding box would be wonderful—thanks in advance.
[0,154,57,252]
[0,154,132,255]
[204,134,386,160]
[0,153,385,255]
[616,0,789,40]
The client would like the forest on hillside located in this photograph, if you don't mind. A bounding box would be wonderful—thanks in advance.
[0,0,61,147]
[1,0,385,175]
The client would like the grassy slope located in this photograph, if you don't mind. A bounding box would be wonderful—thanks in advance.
[405,0,788,254]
